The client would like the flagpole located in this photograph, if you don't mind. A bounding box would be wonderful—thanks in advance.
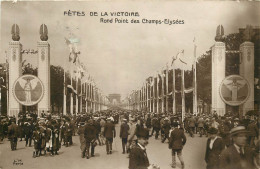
[63,59,67,115]
[157,73,159,113]
[70,62,74,115]
[193,40,198,115]
[149,79,152,113]
[153,76,155,113]
[146,82,149,112]
[75,73,78,116]
[142,85,144,110]
[181,68,185,122]
[80,78,82,113]
[166,65,169,113]
[93,86,95,112]
[161,70,164,113]
[172,68,176,114]
[85,82,88,112]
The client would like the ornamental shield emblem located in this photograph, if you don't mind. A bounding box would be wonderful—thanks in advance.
[220,75,250,106]
[13,75,44,106]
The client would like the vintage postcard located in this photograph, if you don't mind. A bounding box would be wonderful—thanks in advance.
[0,1,259,169]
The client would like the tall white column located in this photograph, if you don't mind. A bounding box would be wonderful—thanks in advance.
[9,41,22,117]
[193,43,198,115]
[166,67,169,112]
[37,41,50,114]
[149,81,152,112]
[85,83,89,112]
[146,83,149,111]
[153,77,156,113]
[63,69,66,115]
[162,73,164,113]
[240,41,254,115]
[75,79,78,115]
[172,69,176,114]
[157,76,159,113]
[212,42,226,116]
[181,69,185,118]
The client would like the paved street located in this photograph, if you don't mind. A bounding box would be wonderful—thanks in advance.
[0,124,207,169]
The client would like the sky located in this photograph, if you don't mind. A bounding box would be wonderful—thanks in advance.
[1,1,259,99]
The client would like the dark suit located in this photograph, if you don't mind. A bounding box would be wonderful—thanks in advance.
[129,144,150,169]
[205,137,225,169]
[24,122,33,147]
[8,123,19,150]
[120,123,129,153]
[169,127,186,167]
[219,144,254,169]
[84,124,96,157]
[104,122,116,138]
[104,122,116,153]
[169,128,186,150]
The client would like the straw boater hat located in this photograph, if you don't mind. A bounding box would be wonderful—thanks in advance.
[230,126,249,136]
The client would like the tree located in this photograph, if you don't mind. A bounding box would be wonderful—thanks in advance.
[197,50,212,114]
[50,65,64,113]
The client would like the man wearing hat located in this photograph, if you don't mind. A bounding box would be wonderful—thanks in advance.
[129,127,150,169]
[205,127,225,169]
[169,122,186,169]
[219,126,254,169]
[120,119,130,154]
[104,117,116,154]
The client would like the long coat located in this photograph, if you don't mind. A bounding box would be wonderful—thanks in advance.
[205,137,225,169]
[8,123,19,139]
[77,125,86,151]
[188,117,196,127]
[32,130,41,149]
[129,144,150,169]
[104,122,116,138]
[52,129,60,151]
[120,123,129,139]
[84,124,96,142]
[169,128,186,150]
[219,145,254,169]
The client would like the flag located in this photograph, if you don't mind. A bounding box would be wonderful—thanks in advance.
[178,50,187,65]
[65,37,80,63]
[171,50,185,66]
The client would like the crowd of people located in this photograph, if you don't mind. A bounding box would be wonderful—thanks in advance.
[0,109,259,169]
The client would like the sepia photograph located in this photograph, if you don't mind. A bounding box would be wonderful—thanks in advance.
[0,1,259,169]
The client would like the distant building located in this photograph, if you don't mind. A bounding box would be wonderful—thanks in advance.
[108,94,121,105]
